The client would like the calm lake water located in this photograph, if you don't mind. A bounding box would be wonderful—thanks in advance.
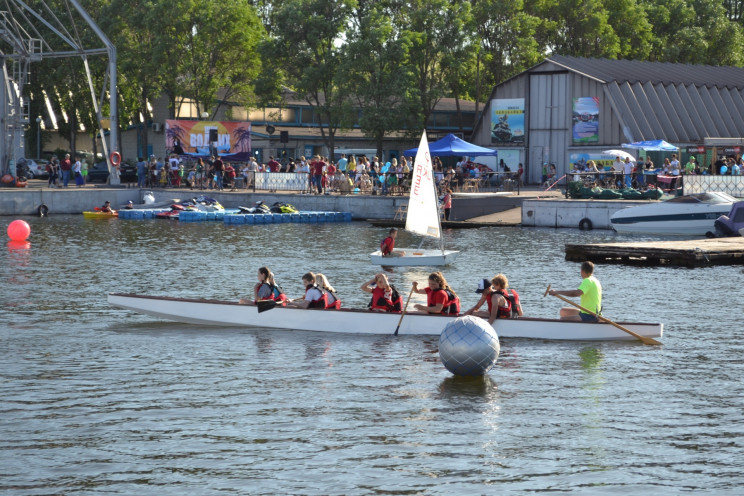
[2,216,743,495]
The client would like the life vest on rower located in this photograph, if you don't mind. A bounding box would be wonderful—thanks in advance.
[487,288,519,318]
[369,285,402,312]
[305,284,328,309]
[380,236,394,255]
[326,289,341,310]
[425,287,449,314]
[256,282,287,303]
[442,288,460,315]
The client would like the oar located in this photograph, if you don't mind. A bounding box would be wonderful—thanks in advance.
[394,287,416,336]
[543,284,661,345]
[256,300,277,313]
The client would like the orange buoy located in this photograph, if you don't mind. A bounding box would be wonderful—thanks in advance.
[7,219,30,241]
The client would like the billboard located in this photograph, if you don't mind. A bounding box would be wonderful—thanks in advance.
[572,97,599,143]
[490,99,525,144]
[165,120,251,156]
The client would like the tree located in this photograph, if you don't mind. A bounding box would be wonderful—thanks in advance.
[342,2,414,157]
[262,0,357,158]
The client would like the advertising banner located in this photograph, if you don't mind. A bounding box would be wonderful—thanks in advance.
[165,120,251,156]
[572,97,599,143]
[490,99,525,144]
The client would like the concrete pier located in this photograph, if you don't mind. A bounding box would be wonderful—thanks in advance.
[522,198,651,230]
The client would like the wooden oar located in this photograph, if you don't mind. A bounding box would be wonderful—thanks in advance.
[394,287,416,336]
[544,284,661,345]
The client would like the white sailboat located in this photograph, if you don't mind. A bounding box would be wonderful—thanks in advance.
[370,132,460,266]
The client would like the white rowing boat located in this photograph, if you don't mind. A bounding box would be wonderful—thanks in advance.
[108,293,663,341]
[370,131,459,266]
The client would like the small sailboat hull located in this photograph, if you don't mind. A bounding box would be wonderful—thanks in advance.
[370,249,460,266]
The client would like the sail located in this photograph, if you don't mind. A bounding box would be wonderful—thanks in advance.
[405,132,441,239]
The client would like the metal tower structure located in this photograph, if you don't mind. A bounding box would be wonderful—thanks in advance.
[0,0,118,183]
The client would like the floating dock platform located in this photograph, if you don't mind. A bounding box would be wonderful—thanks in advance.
[117,209,352,224]
[565,238,744,267]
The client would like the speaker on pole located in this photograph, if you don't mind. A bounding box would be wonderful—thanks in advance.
[280,130,289,143]
[209,129,218,142]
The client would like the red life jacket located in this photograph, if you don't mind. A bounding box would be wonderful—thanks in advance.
[369,286,402,312]
[256,282,287,303]
[426,288,449,314]
[326,290,341,310]
[305,284,328,309]
[380,236,394,255]
[443,288,460,315]
[487,288,519,319]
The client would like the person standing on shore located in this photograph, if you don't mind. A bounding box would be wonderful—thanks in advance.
[548,261,602,322]
[59,153,72,187]
[442,188,452,221]
[73,155,85,187]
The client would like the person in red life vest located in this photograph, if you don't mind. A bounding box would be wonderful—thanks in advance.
[464,274,523,324]
[380,227,405,257]
[412,272,460,314]
[239,266,287,305]
[287,272,328,309]
[361,273,402,312]
[99,200,115,214]
[316,273,341,309]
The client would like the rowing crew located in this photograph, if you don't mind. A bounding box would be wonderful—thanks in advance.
[238,267,525,323]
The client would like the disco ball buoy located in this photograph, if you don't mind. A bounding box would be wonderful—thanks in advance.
[439,316,500,376]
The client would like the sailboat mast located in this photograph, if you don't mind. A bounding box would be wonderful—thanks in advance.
[433,167,445,255]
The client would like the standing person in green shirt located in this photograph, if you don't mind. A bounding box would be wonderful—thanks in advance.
[549,261,602,322]
[684,156,696,175]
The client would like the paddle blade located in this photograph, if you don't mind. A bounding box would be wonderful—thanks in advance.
[256,300,277,313]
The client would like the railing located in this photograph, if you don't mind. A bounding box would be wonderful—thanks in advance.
[144,169,525,196]
[683,175,744,198]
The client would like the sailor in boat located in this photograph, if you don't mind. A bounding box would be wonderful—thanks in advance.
[380,227,405,257]
[412,272,460,315]
[286,272,333,310]
[548,261,602,322]
[360,273,402,312]
[239,266,287,305]
[464,274,523,324]
[100,201,115,214]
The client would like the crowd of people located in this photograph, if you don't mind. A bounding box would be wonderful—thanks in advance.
[144,150,520,196]
[45,153,88,188]
[237,261,603,324]
[571,152,744,190]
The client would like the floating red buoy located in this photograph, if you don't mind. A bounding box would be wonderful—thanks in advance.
[7,219,30,241]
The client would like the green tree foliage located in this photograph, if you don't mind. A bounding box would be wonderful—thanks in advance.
[342,1,414,156]
[261,0,357,157]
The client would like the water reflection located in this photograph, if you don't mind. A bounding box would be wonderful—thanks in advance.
[437,375,499,401]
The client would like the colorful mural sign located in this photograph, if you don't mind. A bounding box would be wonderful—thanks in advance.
[165,120,251,156]
[490,99,525,144]
[572,97,599,144]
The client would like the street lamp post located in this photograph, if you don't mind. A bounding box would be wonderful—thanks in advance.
[35,117,41,158]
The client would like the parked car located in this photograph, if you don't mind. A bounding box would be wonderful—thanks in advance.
[87,161,138,183]
[22,158,50,179]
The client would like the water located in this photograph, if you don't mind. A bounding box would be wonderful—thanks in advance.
[2,217,744,494]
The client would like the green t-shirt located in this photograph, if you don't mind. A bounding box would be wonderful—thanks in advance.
[578,276,602,315]
[684,161,695,174]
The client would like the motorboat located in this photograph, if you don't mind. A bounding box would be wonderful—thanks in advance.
[706,201,744,237]
[610,192,738,236]
[108,293,663,342]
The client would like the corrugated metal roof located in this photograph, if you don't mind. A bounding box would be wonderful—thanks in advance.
[548,55,744,141]
[548,55,744,90]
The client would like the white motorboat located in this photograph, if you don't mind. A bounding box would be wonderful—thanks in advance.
[370,131,459,266]
[108,293,663,342]
[610,191,737,235]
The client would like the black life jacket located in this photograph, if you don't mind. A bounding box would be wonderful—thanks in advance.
[493,289,519,318]
[443,288,460,315]
[305,284,328,309]
[368,285,402,312]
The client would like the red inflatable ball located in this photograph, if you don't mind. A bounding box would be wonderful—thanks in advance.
[7,219,30,241]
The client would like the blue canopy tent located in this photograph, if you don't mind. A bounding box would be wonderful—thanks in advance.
[403,133,499,157]
[621,140,678,151]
